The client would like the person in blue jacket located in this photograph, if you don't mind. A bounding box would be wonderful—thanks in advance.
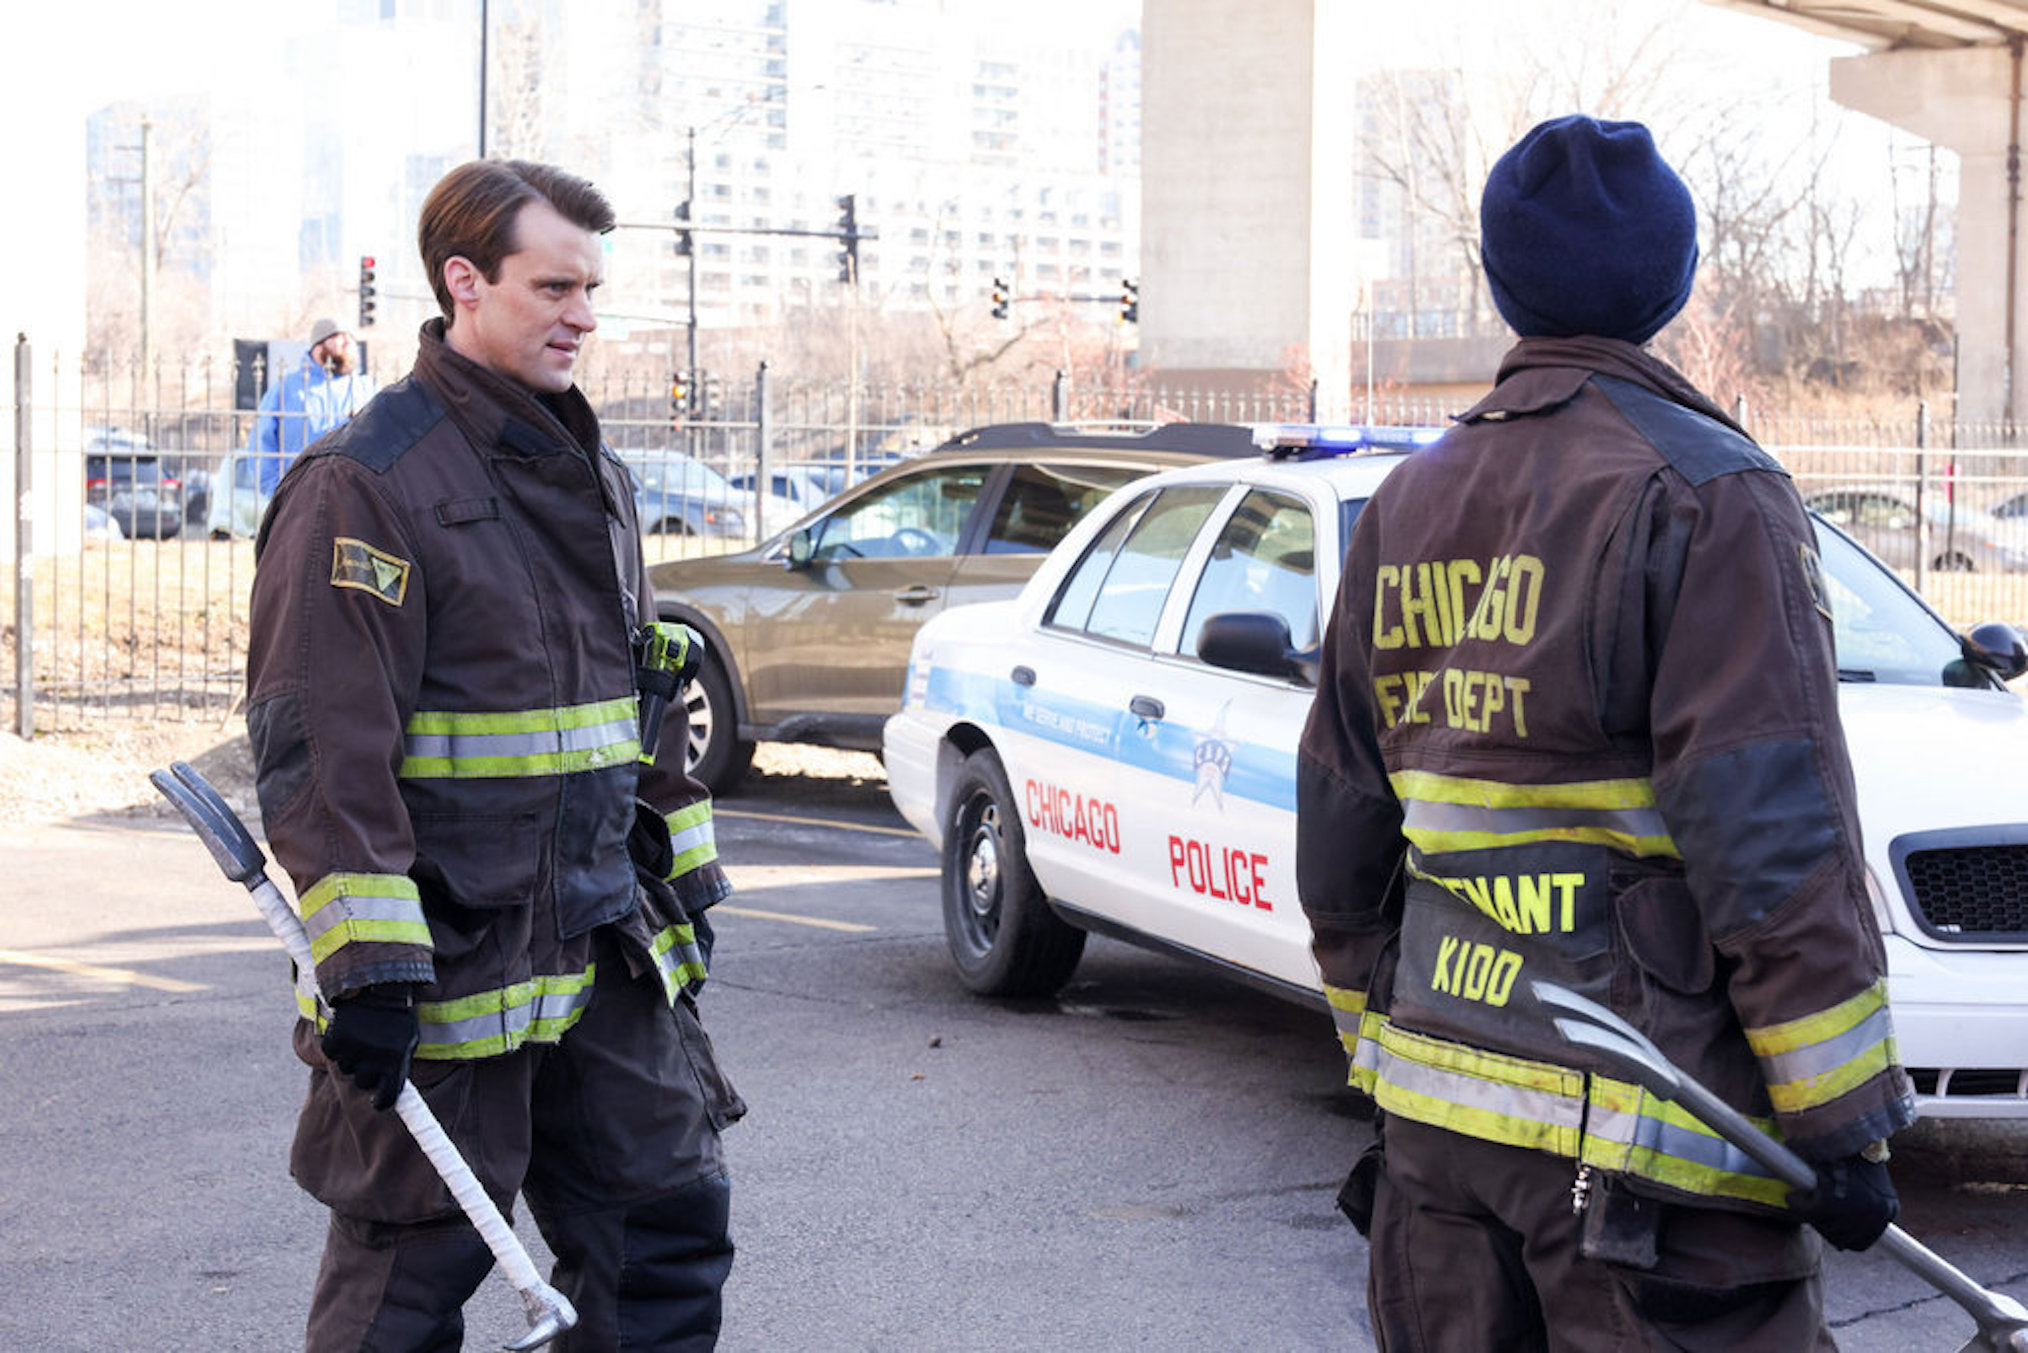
[248,317,376,494]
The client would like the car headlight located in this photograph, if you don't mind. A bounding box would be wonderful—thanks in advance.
[1863,864,1900,936]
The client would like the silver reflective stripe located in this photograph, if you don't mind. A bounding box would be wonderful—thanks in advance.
[420,983,594,1051]
[1589,1091,1782,1181]
[403,714,636,764]
[300,892,428,947]
[1376,1041,1586,1133]
[669,815,716,862]
[1401,799,1671,842]
[1638,1114,1779,1182]
[1759,1005,1895,1087]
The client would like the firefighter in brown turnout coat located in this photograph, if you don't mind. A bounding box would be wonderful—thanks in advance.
[247,159,743,1350]
[1296,116,1917,1349]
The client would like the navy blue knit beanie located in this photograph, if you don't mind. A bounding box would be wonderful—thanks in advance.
[1479,115,1699,345]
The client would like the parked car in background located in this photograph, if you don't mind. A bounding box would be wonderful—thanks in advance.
[728,463,851,536]
[648,421,1352,792]
[205,452,272,539]
[884,426,2028,1120]
[1801,484,2028,573]
[85,427,183,540]
[1990,487,2028,552]
[623,451,748,540]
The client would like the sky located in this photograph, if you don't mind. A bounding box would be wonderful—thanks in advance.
[25,0,1859,124]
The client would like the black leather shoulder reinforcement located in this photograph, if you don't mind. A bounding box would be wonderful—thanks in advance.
[1593,374,1784,487]
[313,377,447,475]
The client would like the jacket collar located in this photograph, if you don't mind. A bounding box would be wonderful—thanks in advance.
[412,317,604,461]
[1459,335,1746,438]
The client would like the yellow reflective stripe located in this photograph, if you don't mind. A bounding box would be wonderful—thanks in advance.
[1371,1023,1587,1156]
[1747,981,1899,1115]
[1369,1022,1786,1203]
[650,922,709,1002]
[1388,769,1680,859]
[1390,770,1659,811]
[1323,983,1376,1088]
[297,872,430,964]
[412,968,597,1059]
[401,698,641,778]
[1580,1078,1790,1206]
[1766,1036,1899,1116]
[1746,980,1886,1057]
[664,799,719,879]
[1350,1008,1385,1096]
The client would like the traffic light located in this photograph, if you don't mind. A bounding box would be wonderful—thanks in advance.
[1120,278,1139,324]
[674,201,692,258]
[836,194,858,284]
[671,371,690,425]
[357,255,378,328]
[990,277,1009,320]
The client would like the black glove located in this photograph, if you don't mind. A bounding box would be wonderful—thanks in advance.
[1790,1151,1898,1251]
[321,984,420,1112]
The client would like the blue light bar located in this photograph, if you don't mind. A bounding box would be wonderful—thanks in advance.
[1251,423,1446,460]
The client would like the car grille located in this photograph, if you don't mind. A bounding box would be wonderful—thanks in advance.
[1902,841,2028,939]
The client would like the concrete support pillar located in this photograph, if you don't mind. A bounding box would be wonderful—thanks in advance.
[1140,0,1356,415]
[1832,44,2022,426]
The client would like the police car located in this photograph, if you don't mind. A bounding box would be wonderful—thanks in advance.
[882,424,2028,1120]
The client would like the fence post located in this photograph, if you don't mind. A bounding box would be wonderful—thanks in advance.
[1915,399,1930,594]
[1308,378,1319,423]
[1051,369,1068,423]
[13,334,32,739]
[754,359,772,545]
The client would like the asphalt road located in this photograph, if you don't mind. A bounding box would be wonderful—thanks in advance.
[1,762,2023,1351]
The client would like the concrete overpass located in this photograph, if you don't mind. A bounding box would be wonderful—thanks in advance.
[1142,0,2028,424]
[1713,1,2028,423]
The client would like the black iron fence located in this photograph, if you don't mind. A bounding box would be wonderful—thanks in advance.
[7,341,2026,735]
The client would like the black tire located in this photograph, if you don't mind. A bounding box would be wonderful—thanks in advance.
[1933,551,1976,573]
[942,748,1085,997]
[684,648,754,794]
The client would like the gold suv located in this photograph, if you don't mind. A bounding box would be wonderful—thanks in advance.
[647,421,1261,791]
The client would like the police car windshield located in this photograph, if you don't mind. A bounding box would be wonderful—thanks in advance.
[1812,516,1982,688]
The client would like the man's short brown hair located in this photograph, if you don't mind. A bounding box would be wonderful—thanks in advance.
[418,159,617,322]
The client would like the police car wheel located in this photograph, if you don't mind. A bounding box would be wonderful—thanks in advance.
[684,649,755,794]
[941,747,1085,997]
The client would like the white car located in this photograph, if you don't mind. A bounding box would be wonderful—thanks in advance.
[884,425,2028,1120]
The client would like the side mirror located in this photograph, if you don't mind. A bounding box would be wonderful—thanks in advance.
[787,528,814,570]
[1197,611,1313,685]
[1964,621,2028,682]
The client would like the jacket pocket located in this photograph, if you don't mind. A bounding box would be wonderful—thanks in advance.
[412,811,541,910]
[1614,875,1715,996]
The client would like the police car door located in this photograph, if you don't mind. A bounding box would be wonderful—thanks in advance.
[1112,482,1326,990]
[1011,482,1231,912]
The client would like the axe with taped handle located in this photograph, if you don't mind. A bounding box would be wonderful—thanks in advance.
[1534,980,2028,1353]
[151,760,577,1352]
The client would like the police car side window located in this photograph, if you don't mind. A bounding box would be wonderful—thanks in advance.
[1181,489,1317,657]
[1045,486,1225,647]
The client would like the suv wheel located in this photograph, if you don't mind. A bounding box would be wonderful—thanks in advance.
[942,747,1085,997]
[684,648,755,794]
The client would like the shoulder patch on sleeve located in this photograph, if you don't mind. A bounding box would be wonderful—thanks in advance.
[331,538,411,606]
[1593,374,1784,487]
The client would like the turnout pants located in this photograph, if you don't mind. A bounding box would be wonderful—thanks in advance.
[290,932,744,1352]
[1366,1116,1831,1352]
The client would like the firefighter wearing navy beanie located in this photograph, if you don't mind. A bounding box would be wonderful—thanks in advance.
[1297,114,1913,1349]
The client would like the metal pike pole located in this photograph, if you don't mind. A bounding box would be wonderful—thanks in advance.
[1534,980,2028,1353]
[151,760,577,1352]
